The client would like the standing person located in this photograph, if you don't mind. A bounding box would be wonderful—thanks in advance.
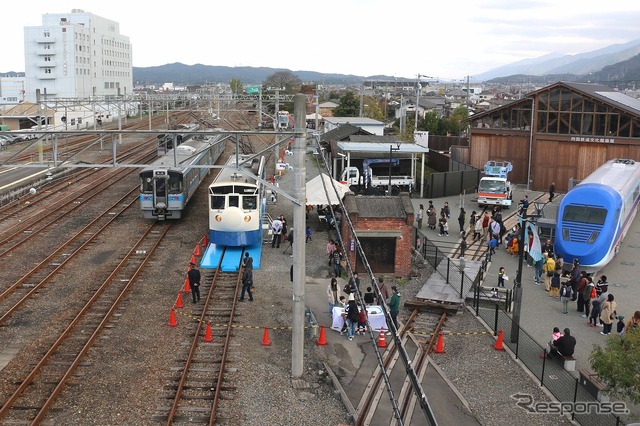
[569,258,581,297]
[490,218,501,242]
[240,266,254,302]
[279,214,288,244]
[599,294,617,335]
[427,208,437,231]
[305,226,313,243]
[364,286,375,305]
[345,296,360,341]
[549,182,556,202]
[332,249,343,278]
[458,207,466,234]
[271,217,283,248]
[588,296,601,327]
[596,275,608,297]
[468,211,477,237]
[543,252,556,292]
[377,276,389,306]
[460,233,468,259]
[243,252,253,271]
[474,215,483,242]
[188,262,201,304]
[388,286,401,335]
[487,235,498,255]
[542,239,555,259]
[443,201,450,219]
[560,281,572,314]
[582,277,596,318]
[416,204,424,229]
[327,278,338,317]
[497,266,507,288]
[519,195,530,216]
[576,271,588,313]
[549,272,561,298]
[348,272,361,295]
[326,239,336,266]
[481,210,491,241]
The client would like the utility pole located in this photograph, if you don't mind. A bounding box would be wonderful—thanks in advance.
[359,85,364,117]
[291,94,306,378]
[510,216,527,343]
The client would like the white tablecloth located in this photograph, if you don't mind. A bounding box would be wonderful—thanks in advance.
[331,305,388,332]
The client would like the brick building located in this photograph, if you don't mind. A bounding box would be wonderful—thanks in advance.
[341,193,414,277]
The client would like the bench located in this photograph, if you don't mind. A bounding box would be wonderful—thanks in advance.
[579,368,609,402]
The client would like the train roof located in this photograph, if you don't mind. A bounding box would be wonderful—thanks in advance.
[209,154,265,188]
[144,135,223,171]
[579,158,640,195]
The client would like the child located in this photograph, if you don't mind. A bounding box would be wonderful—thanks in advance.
[305,226,312,242]
[338,296,347,335]
[588,296,601,327]
[487,236,498,255]
[616,315,626,335]
[560,281,572,314]
[498,267,507,288]
[549,272,561,298]
[358,309,367,335]
[549,327,563,346]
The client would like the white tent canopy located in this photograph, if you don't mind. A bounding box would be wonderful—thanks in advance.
[305,173,350,206]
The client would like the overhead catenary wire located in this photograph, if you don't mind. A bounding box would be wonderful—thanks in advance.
[312,148,438,426]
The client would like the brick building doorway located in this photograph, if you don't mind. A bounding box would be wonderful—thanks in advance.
[355,237,396,273]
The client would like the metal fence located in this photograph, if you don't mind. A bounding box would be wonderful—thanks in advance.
[417,229,627,426]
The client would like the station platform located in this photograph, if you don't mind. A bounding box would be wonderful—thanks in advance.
[200,243,262,271]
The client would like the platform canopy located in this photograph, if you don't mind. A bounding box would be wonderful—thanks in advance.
[306,173,351,205]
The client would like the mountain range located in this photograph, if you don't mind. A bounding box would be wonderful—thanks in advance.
[132,40,640,89]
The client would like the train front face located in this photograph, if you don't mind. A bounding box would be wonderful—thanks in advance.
[139,169,186,220]
[555,184,620,271]
[209,184,261,246]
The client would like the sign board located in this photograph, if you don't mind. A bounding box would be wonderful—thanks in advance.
[246,86,260,94]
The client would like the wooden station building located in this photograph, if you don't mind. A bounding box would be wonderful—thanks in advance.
[468,82,640,192]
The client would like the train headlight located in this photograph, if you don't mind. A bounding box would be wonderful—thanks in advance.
[215,215,222,222]
[587,231,599,244]
[562,228,570,241]
[244,215,251,222]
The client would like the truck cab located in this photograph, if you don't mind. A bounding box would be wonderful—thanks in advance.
[477,161,513,208]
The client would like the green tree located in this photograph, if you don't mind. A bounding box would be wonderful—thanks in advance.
[229,78,243,95]
[263,71,302,94]
[363,96,384,121]
[589,327,640,404]
[333,91,360,117]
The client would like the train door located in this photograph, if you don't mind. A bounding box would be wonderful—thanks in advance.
[153,170,169,214]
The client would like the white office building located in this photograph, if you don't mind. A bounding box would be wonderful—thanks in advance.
[23,9,133,102]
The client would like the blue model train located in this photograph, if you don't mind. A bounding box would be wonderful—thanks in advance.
[140,134,226,219]
[208,154,266,246]
[555,158,640,272]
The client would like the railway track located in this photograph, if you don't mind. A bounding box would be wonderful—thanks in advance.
[153,249,244,424]
[355,310,449,426]
[0,221,172,424]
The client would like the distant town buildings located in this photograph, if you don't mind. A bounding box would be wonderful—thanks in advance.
[22,9,133,102]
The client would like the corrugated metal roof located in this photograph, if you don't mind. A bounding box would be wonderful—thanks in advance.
[336,141,429,154]
[324,117,385,126]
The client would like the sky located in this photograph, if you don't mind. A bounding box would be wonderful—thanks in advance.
[2,0,640,81]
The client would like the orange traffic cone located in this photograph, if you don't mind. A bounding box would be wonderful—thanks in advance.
[169,307,177,327]
[183,276,191,293]
[203,234,209,247]
[175,291,183,308]
[317,324,327,346]
[494,329,505,351]
[190,253,196,265]
[434,331,445,354]
[195,243,201,256]
[261,326,272,346]
[204,321,213,342]
[377,327,387,348]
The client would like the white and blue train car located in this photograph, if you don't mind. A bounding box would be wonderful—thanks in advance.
[140,135,225,219]
[208,154,266,247]
[555,158,640,272]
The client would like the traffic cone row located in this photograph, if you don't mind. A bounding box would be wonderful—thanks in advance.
[204,321,213,342]
[377,327,387,348]
[261,326,271,346]
[317,324,327,346]
[494,329,505,351]
[434,331,445,354]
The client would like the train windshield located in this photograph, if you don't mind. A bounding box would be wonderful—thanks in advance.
[243,196,257,210]
[562,205,607,225]
[140,171,153,193]
[211,195,225,209]
[168,172,182,194]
